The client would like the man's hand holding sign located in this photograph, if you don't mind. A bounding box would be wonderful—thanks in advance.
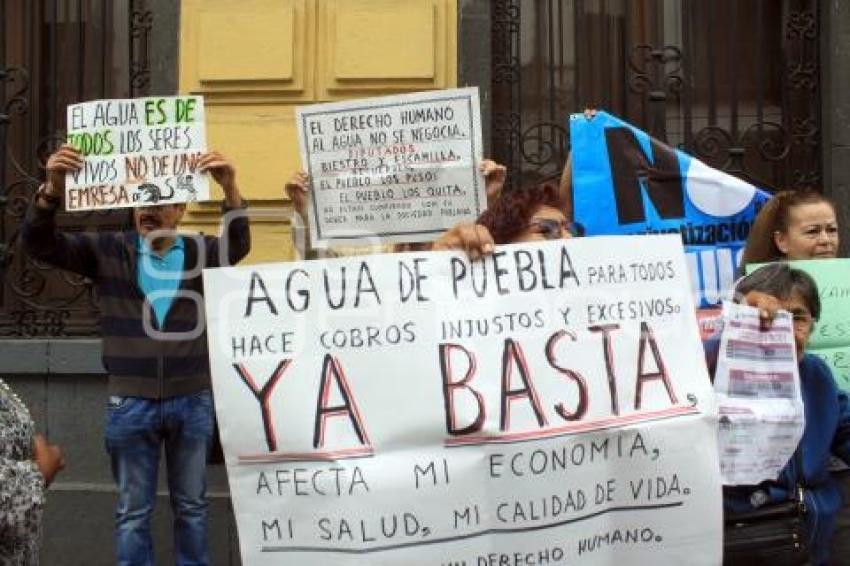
[39,144,243,211]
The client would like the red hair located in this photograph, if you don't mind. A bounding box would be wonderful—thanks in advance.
[476,182,565,244]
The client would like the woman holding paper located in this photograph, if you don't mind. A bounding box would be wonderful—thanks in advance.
[716,264,850,565]
[741,190,849,563]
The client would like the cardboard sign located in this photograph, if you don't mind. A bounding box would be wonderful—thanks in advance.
[65,95,209,211]
[571,111,771,308]
[749,259,850,392]
[296,87,485,248]
[203,235,722,565]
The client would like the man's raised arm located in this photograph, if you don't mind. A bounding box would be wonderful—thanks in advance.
[21,144,99,279]
[199,151,251,267]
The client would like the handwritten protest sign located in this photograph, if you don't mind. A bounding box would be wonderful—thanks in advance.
[296,87,485,248]
[749,259,850,392]
[203,235,722,565]
[65,96,209,211]
[570,111,771,309]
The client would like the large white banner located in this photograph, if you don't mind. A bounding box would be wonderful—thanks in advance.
[296,87,485,248]
[65,95,209,211]
[203,235,722,565]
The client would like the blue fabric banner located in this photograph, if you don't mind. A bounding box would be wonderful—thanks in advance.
[570,111,771,307]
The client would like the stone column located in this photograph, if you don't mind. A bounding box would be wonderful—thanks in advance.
[458,0,492,156]
[821,0,850,255]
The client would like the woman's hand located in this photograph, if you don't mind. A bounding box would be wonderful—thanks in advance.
[32,434,65,487]
[432,222,495,261]
[742,290,783,330]
[285,171,310,218]
[479,159,507,204]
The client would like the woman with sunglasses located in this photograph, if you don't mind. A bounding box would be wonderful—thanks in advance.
[433,181,575,256]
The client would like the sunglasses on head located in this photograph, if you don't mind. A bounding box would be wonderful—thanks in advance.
[527,218,580,239]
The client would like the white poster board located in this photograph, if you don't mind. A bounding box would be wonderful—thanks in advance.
[65,95,209,211]
[296,87,485,248]
[203,235,722,565]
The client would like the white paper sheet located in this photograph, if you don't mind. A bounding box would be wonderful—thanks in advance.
[296,87,485,248]
[64,95,209,211]
[714,301,805,485]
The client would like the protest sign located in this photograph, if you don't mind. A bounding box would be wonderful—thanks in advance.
[65,95,209,211]
[296,87,485,248]
[748,259,850,392]
[713,302,804,485]
[570,111,771,309]
[203,234,722,565]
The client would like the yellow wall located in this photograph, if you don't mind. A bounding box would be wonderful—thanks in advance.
[179,0,458,263]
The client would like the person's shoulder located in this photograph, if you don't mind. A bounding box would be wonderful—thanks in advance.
[166,231,211,244]
[190,232,223,255]
[800,352,840,394]
[801,352,831,376]
[83,229,124,250]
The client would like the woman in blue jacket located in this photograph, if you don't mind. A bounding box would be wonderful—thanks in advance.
[718,264,850,565]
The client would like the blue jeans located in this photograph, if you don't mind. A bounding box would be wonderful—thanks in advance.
[105,390,214,566]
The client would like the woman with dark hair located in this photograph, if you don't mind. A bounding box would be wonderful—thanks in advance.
[740,189,849,563]
[717,263,850,565]
[433,182,576,254]
[476,182,576,243]
[742,190,838,266]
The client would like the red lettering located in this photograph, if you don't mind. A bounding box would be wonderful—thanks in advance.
[500,338,547,431]
[313,355,371,449]
[439,343,485,435]
[635,322,679,409]
[545,330,589,421]
[589,324,622,416]
[232,360,291,451]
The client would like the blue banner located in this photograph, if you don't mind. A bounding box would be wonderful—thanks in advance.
[570,111,771,307]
